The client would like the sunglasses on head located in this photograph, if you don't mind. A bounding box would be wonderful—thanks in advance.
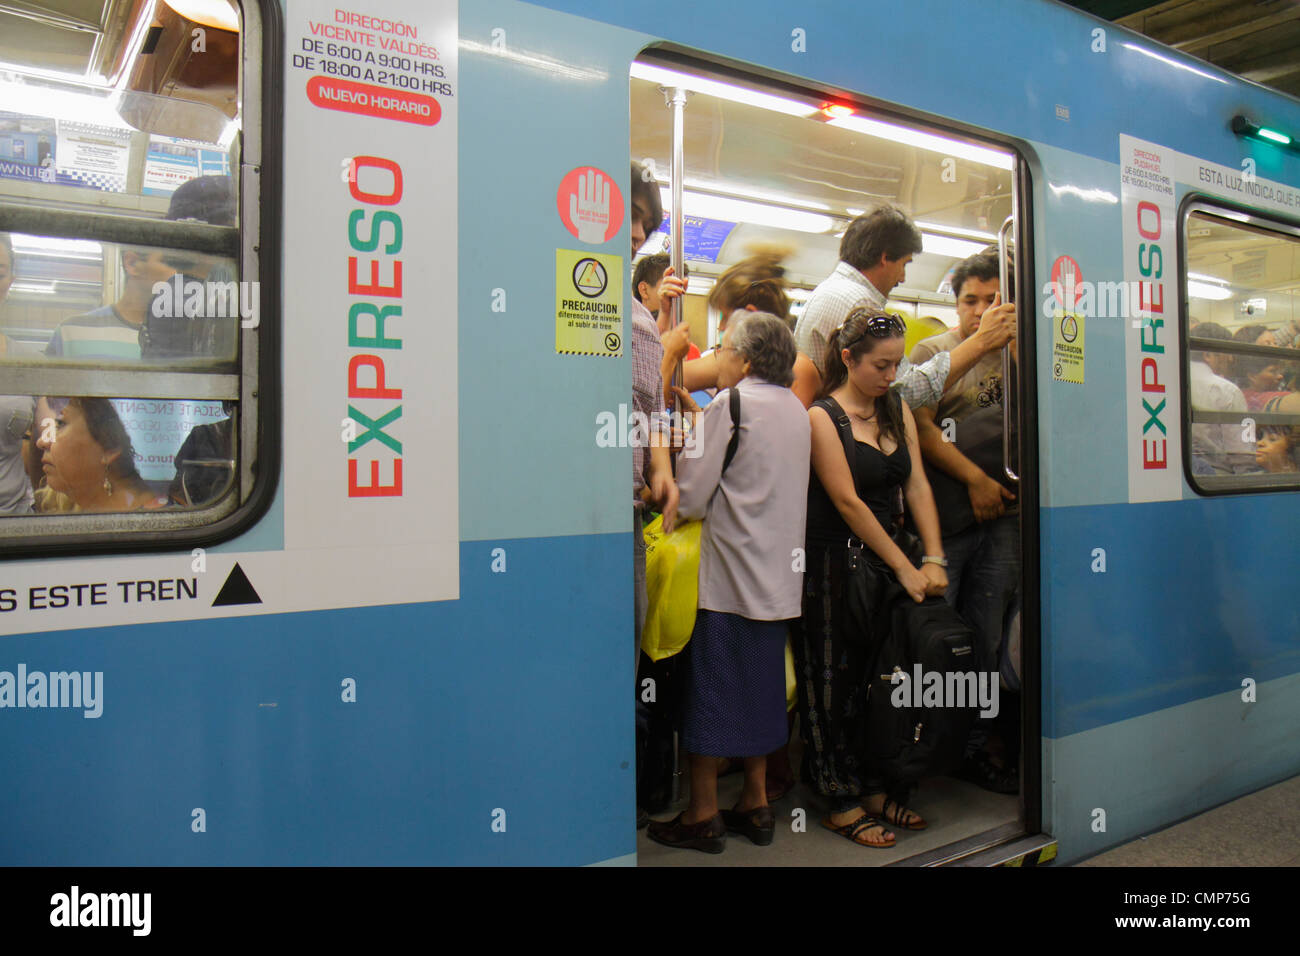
[837,312,906,345]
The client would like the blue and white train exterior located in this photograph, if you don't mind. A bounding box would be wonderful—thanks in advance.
[2,0,1297,866]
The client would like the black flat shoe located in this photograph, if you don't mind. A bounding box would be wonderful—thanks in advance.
[646,812,726,853]
[959,752,1019,795]
[637,806,649,830]
[721,805,775,846]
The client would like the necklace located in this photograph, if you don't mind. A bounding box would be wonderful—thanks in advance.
[851,408,876,423]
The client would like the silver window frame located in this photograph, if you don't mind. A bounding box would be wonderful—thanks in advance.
[1181,197,1300,496]
[0,0,276,550]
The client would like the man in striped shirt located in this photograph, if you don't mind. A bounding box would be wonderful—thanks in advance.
[794,206,1014,408]
[45,249,184,359]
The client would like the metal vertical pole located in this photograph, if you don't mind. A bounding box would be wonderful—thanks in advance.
[665,87,688,406]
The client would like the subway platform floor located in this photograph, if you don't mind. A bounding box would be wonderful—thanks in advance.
[1077,774,1300,867]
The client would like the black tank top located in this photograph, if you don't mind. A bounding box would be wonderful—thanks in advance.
[806,398,911,547]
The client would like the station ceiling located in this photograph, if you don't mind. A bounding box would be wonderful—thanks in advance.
[1064,0,1300,99]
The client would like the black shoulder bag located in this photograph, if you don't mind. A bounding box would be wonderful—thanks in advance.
[721,386,741,476]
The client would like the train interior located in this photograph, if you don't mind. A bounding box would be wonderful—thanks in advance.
[629,54,1033,865]
[0,0,244,509]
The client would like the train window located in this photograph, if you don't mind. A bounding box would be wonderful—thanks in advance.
[0,1,270,546]
[1183,203,1300,493]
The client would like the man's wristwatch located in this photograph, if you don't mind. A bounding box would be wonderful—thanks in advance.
[921,555,948,567]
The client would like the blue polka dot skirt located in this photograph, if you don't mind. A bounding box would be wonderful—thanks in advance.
[681,609,788,757]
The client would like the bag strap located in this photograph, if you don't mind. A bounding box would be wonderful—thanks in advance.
[721,386,741,476]
[816,396,855,468]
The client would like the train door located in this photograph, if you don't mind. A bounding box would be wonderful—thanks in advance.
[629,52,1048,866]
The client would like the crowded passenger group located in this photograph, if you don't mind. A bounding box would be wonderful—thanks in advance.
[623,160,1300,854]
[0,176,238,518]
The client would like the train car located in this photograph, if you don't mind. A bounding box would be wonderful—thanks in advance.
[1,0,1298,869]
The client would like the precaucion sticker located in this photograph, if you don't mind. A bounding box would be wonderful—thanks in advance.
[1052,310,1085,384]
[556,249,623,356]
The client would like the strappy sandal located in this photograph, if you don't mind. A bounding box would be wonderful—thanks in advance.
[878,797,927,830]
[821,814,896,848]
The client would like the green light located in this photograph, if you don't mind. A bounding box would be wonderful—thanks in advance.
[1258,127,1292,145]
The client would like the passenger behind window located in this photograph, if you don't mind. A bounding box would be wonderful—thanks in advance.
[1189,322,1253,476]
[24,397,74,513]
[168,401,235,506]
[44,175,237,361]
[1254,425,1299,474]
[140,175,240,360]
[1233,324,1291,411]
[0,231,36,514]
[34,398,168,512]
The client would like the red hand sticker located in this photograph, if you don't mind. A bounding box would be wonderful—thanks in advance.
[557,166,624,245]
[1051,254,1083,308]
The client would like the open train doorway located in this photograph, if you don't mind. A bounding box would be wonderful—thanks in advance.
[630,51,1042,866]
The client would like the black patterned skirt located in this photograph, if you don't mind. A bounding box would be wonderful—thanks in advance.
[790,543,884,802]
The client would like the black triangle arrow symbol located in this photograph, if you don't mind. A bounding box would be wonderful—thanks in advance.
[212,562,262,607]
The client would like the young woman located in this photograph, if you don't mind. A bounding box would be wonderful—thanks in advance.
[793,306,948,848]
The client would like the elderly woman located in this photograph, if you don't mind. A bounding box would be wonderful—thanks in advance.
[646,312,810,853]
[36,397,167,512]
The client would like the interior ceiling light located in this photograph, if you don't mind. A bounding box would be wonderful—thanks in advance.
[0,75,133,129]
[827,114,1013,170]
[631,63,1013,173]
[1187,272,1229,286]
[915,220,998,242]
[631,62,815,117]
[921,233,989,258]
[659,187,835,234]
[662,176,831,212]
[1187,281,1232,301]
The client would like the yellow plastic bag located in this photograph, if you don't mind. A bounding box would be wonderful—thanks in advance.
[785,638,796,713]
[642,515,798,712]
[640,515,702,661]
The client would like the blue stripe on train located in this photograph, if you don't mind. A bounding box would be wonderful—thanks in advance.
[1043,496,1300,740]
[0,535,632,866]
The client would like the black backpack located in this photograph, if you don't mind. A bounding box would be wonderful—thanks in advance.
[818,395,978,801]
[862,597,976,801]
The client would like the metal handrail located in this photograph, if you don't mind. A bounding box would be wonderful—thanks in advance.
[998,215,1019,484]
[0,203,238,256]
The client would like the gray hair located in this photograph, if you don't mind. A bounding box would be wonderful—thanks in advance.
[727,310,796,387]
